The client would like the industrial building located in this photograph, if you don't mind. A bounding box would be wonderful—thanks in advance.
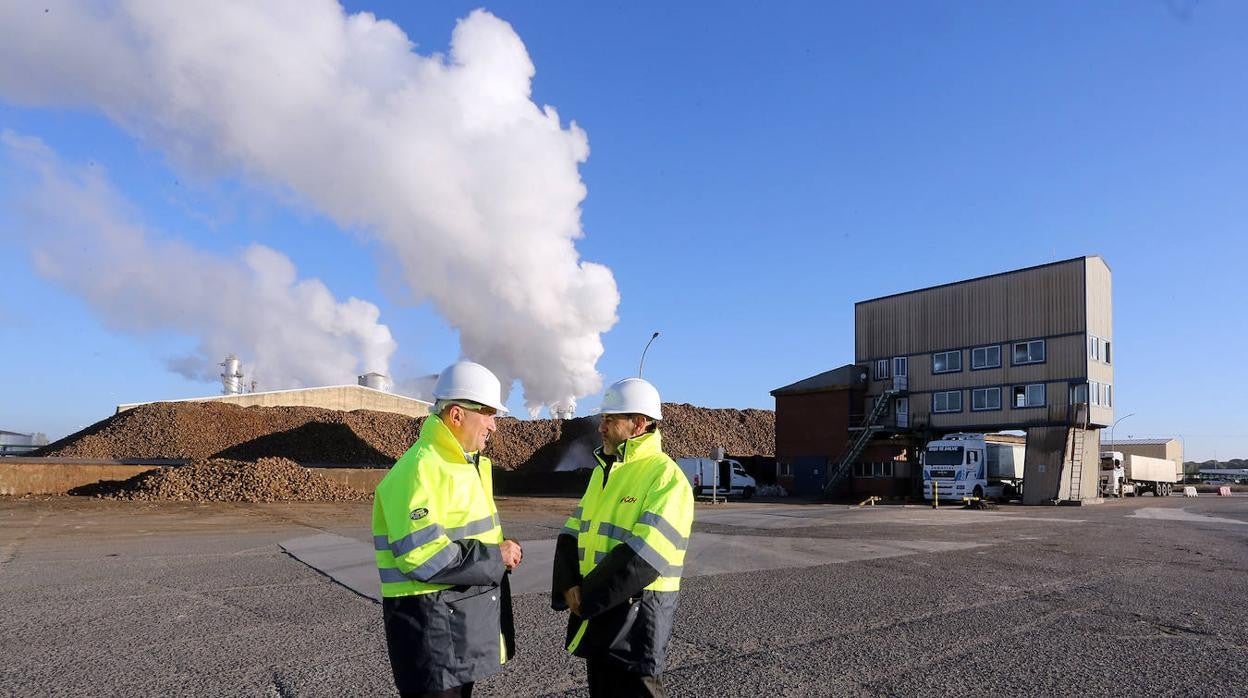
[0,430,48,456]
[116,384,431,419]
[116,362,430,420]
[774,256,1113,504]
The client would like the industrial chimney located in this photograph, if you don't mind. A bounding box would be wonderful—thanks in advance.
[220,354,244,395]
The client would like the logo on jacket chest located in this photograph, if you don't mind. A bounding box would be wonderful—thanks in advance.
[619,496,638,504]
[410,507,429,520]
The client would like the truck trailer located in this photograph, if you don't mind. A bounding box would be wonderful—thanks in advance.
[1099,451,1179,497]
[922,432,1025,501]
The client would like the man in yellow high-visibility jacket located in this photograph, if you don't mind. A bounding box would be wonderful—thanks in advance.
[373,361,523,698]
[552,377,694,698]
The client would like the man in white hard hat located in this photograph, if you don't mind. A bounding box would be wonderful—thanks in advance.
[551,378,694,697]
[373,360,524,697]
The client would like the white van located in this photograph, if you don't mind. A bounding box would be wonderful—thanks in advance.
[675,457,757,499]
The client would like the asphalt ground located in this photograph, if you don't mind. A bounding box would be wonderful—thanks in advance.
[2,494,1246,697]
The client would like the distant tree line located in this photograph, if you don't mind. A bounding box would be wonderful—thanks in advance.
[1184,458,1247,470]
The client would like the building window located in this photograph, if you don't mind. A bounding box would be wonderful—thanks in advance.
[874,359,890,380]
[933,390,962,413]
[778,462,792,477]
[972,387,1001,411]
[1087,381,1114,407]
[855,462,896,479]
[893,356,908,377]
[1089,335,1113,365]
[971,346,1001,370]
[932,350,962,374]
[1070,383,1089,405]
[1013,383,1045,408]
[1012,340,1046,365]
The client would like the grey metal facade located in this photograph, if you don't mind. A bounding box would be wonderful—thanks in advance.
[855,256,1114,431]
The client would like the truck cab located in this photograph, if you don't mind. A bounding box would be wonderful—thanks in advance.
[922,432,1025,502]
[1099,451,1127,497]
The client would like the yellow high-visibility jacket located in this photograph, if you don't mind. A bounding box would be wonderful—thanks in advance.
[551,429,694,675]
[373,415,514,693]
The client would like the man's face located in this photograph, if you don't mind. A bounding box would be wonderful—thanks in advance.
[600,413,644,456]
[444,402,498,454]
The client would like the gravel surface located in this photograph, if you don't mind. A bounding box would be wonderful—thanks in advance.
[2,496,1245,696]
[32,401,774,471]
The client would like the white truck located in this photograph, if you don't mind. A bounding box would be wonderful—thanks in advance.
[922,433,1025,502]
[1098,451,1179,497]
[675,457,757,499]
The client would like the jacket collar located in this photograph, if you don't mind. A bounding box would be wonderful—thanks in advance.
[597,429,663,466]
[420,414,475,465]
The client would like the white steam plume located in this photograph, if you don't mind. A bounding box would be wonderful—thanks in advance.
[0,1,619,415]
[1,132,397,389]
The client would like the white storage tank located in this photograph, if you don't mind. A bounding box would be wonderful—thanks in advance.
[358,372,392,392]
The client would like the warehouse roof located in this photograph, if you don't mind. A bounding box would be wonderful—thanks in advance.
[770,364,866,396]
[1101,438,1178,446]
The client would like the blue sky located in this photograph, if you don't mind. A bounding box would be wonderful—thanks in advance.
[1,1,1245,461]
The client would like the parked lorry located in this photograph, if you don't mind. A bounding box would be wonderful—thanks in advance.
[1099,451,1178,497]
[676,457,757,499]
[922,433,1025,501]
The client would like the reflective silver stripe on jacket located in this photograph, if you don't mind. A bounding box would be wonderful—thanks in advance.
[637,511,688,550]
[579,520,592,532]
[595,521,683,576]
[380,525,447,557]
[562,524,580,537]
[578,547,587,561]
[445,514,498,541]
[597,522,632,541]
[626,535,682,577]
[378,543,462,584]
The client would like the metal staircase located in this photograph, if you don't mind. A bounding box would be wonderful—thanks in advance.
[824,390,897,495]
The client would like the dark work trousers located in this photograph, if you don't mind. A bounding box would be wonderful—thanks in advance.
[401,683,473,698]
[586,655,665,698]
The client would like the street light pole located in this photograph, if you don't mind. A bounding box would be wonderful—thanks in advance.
[1108,412,1136,451]
[639,332,660,378]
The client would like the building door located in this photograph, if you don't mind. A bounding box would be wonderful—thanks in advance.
[893,357,908,391]
[793,456,827,496]
[895,397,909,428]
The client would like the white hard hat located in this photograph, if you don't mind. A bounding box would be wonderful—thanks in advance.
[600,377,662,420]
[433,361,508,413]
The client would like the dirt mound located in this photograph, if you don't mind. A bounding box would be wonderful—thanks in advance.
[34,402,421,465]
[36,400,774,472]
[657,403,775,459]
[73,457,372,502]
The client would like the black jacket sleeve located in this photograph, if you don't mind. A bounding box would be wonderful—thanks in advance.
[424,540,505,587]
[551,533,584,609]
[577,543,660,619]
